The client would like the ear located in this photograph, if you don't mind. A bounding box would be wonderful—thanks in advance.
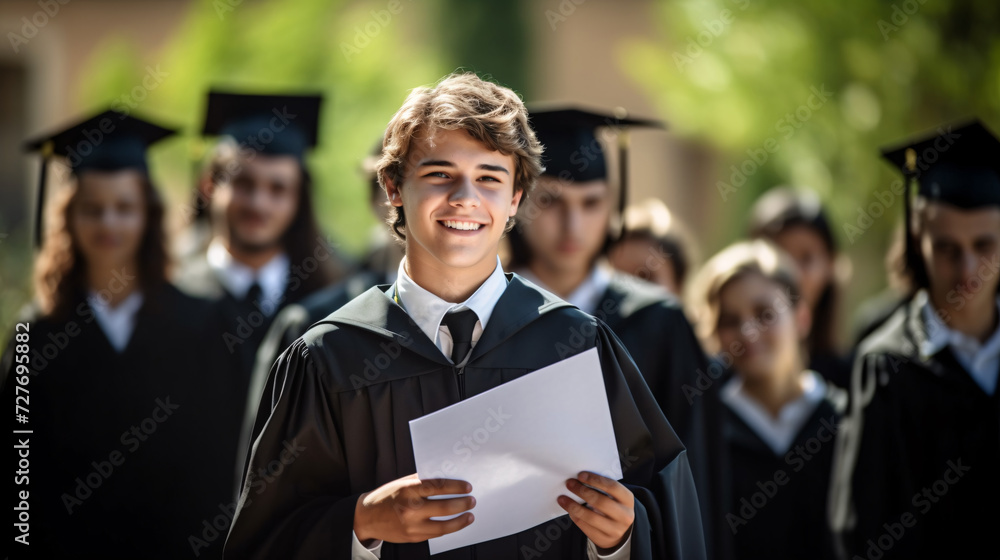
[383,174,403,208]
[795,301,813,342]
[509,187,523,218]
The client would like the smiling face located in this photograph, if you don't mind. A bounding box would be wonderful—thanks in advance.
[70,169,148,271]
[213,153,301,253]
[517,175,611,276]
[384,128,522,279]
[919,201,1000,317]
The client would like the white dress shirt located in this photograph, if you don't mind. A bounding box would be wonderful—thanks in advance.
[918,290,1000,396]
[721,370,826,456]
[352,256,631,559]
[207,238,289,316]
[518,260,613,316]
[87,290,144,353]
[392,255,506,364]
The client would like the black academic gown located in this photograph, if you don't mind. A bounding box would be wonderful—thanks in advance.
[224,274,707,560]
[829,296,1000,559]
[590,272,725,558]
[234,269,390,496]
[0,285,240,559]
[717,377,845,560]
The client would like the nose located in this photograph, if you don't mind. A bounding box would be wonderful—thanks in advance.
[449,176,481,208]
[959,250,979,285]
[563,206,584,238]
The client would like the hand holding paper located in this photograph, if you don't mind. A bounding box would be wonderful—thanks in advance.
[409,348,624,554]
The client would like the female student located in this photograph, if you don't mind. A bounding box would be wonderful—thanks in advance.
[2,111,239,559]
[688,239,845,560]
[225,72,706,560]
[749,187,850,387]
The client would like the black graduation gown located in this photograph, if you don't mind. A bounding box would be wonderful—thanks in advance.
[224,274,707,560]
[829,296,1000,559]
[173,253,321,430]
[717,378,845,560]
[590,272,724,558]
[1,285,240,559]
[234,269,390,494]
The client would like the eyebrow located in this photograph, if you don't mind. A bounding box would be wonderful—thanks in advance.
[418,160,510,175]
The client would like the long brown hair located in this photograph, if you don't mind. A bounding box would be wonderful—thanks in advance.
[34,170,169,320]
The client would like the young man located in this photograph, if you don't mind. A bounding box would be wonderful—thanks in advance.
[225,73,705,560]
[234,139,403,494]
[507,108,723,557]
[829,120,1000,559]
[174,92,349,409]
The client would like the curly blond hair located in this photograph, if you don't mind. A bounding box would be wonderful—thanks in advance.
[376,72,544,240]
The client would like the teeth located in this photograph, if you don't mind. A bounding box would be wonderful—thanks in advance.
[442,220,482,231]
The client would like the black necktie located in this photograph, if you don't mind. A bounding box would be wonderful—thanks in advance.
[244,281,262,306]
[443,309,479,364]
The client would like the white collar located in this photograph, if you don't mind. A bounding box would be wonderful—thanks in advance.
[207,238,289,315]
[518,261,613,315]
[721,370,826,456]
[919,289,1000,394]
[391,255,507,354]
[87,290,144,353]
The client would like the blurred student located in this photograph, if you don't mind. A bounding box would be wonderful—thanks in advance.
[225,72,706,560]
[688,239,845,560]
[749,187,850,388]
[234,139,403,493]
[0,111,237,559]
[174,92,348,412]
[608,197,696,298]
[828,120,1000,559]
[506,108,722,555]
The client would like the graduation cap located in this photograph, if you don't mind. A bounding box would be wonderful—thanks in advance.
[527,105,666,238]
[23,109,177,248]
[201,91,323,160]
[880,118,1000,284]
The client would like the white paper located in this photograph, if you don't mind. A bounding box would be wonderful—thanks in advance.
[409,347,622,554]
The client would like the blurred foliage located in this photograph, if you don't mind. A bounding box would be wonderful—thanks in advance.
[432,0,535,96]
[621,0,1000,308]
[76,0,455,257]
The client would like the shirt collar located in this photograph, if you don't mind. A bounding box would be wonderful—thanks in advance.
[919,289,1000,359]
[393,255,508,348]
[207,238,289,314]
[86,290,144,353]
[517,260,613,315]
[721,370,826,456]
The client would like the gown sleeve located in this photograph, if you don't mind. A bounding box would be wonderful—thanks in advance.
[224,337,361,560]
[594,321,708,560]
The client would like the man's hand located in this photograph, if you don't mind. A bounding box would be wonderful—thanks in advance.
[557,471,634,551]
[354,474,476,544]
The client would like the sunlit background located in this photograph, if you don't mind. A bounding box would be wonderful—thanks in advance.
[1,0,999,348]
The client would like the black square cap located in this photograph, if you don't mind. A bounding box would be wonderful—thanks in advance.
[24,109,176,173]
[23,109,177,247]
[201,91,323,160]
[880,119,1000,209]
[528,105,665,183]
